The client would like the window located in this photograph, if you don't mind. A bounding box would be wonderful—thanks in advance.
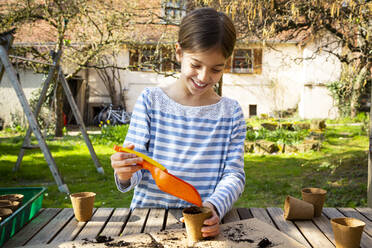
[129,46,179,72]
[162,0,187,23]
[139,47,157,71]
[129,47,159,72]
[233,49,253,73]
[226,48,262,74]
[249,104,257,117]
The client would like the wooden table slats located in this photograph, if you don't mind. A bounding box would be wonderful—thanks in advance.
[75,208,114,240]
[3,208,61,248]
[165,208,183,230]
[294,219,335,248]
[236,207,253,219]
[322,208,345,219]
[99,208,130,237]
[26,208,74,245]
[121,208,149,235]
[4,207,372,248]
[50,208,98,244]
[355,207,372,222]
[143,208,166,233]
[250,207,275,226]
[311,214,337,246]
[266,207,312,248]
[221,208,240,223]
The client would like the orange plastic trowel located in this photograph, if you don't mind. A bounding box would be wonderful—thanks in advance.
[114,145,202,207]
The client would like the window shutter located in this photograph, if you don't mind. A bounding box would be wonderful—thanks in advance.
[224,56,232,73]
[129,49,139,71]
[162,47,173,72]
[253,48,262,74]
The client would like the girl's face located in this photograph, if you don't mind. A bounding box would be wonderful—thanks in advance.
[176,45,226,97]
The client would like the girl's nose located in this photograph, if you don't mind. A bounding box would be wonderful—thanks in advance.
[197,67,209,82]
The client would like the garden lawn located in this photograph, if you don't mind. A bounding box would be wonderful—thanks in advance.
[236,123,368,208]
[0,132,133,208]
[0,123,368,208]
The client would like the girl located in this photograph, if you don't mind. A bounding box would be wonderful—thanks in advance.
[111,7,246,238]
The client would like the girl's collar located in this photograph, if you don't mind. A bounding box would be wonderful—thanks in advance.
[158,86,224,109]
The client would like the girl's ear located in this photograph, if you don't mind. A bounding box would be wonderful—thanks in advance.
[175,43,183,62]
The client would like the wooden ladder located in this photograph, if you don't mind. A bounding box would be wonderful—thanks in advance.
[0,29,104,194]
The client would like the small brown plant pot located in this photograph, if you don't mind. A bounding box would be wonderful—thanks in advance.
[0,208,13,220]
[301,187,327,217]
[331,217,365,248]
[182,206,212,243]
[70,192,96,222]
[0,200,20,211]
[284,196,314,220]
[0,194,24,204]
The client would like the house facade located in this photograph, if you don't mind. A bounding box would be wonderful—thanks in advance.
[0,0,341,127]
[85,36,340,123]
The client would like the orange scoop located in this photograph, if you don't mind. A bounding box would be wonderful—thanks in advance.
[114,145,202,207]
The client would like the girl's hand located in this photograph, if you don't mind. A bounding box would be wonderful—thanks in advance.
[111,144,143,183]
[180,202,220,238]
[201,202,220,238]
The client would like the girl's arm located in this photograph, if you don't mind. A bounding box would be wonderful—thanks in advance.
[205,105,246,219]
[114,89,152,192]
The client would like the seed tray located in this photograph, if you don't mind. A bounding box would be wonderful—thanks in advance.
[0,187,46,247]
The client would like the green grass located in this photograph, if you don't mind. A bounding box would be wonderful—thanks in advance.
[0,133,133,208]
[236,124,368,208]
[0,123,368,208]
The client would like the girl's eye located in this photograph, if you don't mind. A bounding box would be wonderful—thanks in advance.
[212,69,222,73]
[191,64,200,68]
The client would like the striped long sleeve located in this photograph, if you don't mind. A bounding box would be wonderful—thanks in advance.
[203,106,246,218]
[115,87,246,218]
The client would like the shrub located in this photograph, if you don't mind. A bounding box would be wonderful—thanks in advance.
[91,124,129,145]
[261,122,278,131]
[354,112,368,123]
[246,127,310,145]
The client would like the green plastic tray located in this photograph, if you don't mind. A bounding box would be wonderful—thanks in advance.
[0,187,46,247]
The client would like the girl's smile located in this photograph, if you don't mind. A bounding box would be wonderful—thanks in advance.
[191,78,208,88]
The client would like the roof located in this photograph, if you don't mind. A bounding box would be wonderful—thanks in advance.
[3,0,311,48]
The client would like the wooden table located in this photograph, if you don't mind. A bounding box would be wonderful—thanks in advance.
[3,207,372,248]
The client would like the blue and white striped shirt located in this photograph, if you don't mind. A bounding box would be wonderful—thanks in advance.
[115,87,246,218]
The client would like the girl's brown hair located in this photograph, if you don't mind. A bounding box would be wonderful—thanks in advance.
[178,8,236,58]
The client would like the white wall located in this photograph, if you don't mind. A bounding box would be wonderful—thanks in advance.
[299,84,338,119]
[122,71,175,112]
[223,41,340,119]
[223,43,305,117]
[0,69,45,126]
[87,41,341,119]
[298,33,341,119]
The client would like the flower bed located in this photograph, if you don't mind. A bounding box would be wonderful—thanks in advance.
[245,120,325,154]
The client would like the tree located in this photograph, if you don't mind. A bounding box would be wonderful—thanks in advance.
[0,0,170,136]
[95,53,127,108]
[195,0,370,115]
[195,0,371,204]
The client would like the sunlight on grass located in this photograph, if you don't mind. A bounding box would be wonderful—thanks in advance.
[0,123,368,208]
[236,124,368,208]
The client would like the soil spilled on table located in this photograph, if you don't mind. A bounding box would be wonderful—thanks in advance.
[222,223,274,247]
[95,236,114,243]
[223,226,254,243]
[81,234,164,248]
[258,237,272,248]
[223,224,254,243]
